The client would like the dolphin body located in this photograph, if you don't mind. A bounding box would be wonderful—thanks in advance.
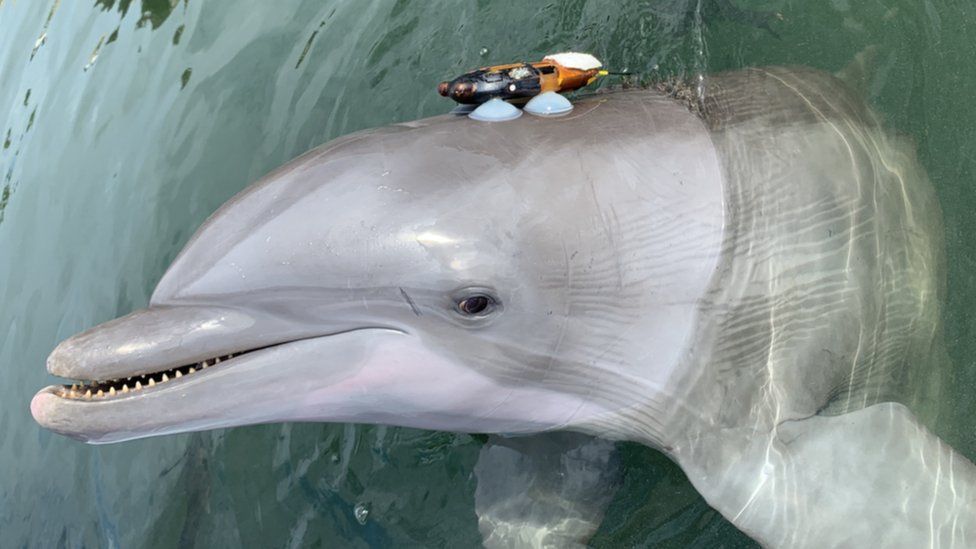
[32,65,976,547]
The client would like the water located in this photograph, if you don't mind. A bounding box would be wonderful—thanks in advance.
[1,1,974,547]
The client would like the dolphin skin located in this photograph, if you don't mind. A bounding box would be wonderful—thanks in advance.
[32,66,975,547]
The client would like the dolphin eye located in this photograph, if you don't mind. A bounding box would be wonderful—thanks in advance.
[451,287,502,321]
[457,294,496,316]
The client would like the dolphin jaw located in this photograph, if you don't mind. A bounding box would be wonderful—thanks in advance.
[41,349,247,402]
[35,326,395,404]
[39,304,277,382]
[30,326,413,443]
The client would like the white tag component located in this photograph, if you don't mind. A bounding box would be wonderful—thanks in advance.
[543,52,602,70]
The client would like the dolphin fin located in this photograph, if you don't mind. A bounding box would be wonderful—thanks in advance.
[474,433,621,548]
[680,402,976,548]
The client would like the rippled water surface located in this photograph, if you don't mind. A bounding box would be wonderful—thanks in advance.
[2,1,975,547]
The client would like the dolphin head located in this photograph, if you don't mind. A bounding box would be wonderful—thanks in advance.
[31,93,725,444]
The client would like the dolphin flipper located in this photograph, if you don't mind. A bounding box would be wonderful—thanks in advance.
[681,403,976,548]
[474,433,621,548]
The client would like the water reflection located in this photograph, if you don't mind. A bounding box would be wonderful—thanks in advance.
[95,0,186,30]
[0,183,9,224]
[29,0,58,60]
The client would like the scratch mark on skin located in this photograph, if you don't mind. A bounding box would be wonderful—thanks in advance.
[399,287,422,317]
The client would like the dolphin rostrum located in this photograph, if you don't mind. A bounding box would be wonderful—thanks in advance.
[32,65,976,547]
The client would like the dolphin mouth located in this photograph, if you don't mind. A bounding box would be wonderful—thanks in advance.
[35,303,397,402]
[34,325,391,403]
[31,326,407,443]
[39,342,279,401]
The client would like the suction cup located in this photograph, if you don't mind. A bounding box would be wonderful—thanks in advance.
[524,92,574,117]
[468,98,522,122]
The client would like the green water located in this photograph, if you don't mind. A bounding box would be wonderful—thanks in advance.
[1,1,974,547]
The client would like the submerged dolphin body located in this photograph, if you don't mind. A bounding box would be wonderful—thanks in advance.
[32,66,976,547]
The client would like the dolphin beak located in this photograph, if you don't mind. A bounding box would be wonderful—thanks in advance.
[31,327,409,443]
[45,305,274,381]
[31,303,411,443]
[32,303,608,442]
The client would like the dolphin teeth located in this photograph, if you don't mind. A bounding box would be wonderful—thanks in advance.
[56,350,252,401]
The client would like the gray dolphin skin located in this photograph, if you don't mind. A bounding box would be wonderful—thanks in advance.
[32,65,976,547]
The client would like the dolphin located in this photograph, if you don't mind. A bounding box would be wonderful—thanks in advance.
[31,65,976,547]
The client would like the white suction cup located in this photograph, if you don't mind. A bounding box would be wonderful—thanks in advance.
[468,98,522,122]
[524,92,574,117]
